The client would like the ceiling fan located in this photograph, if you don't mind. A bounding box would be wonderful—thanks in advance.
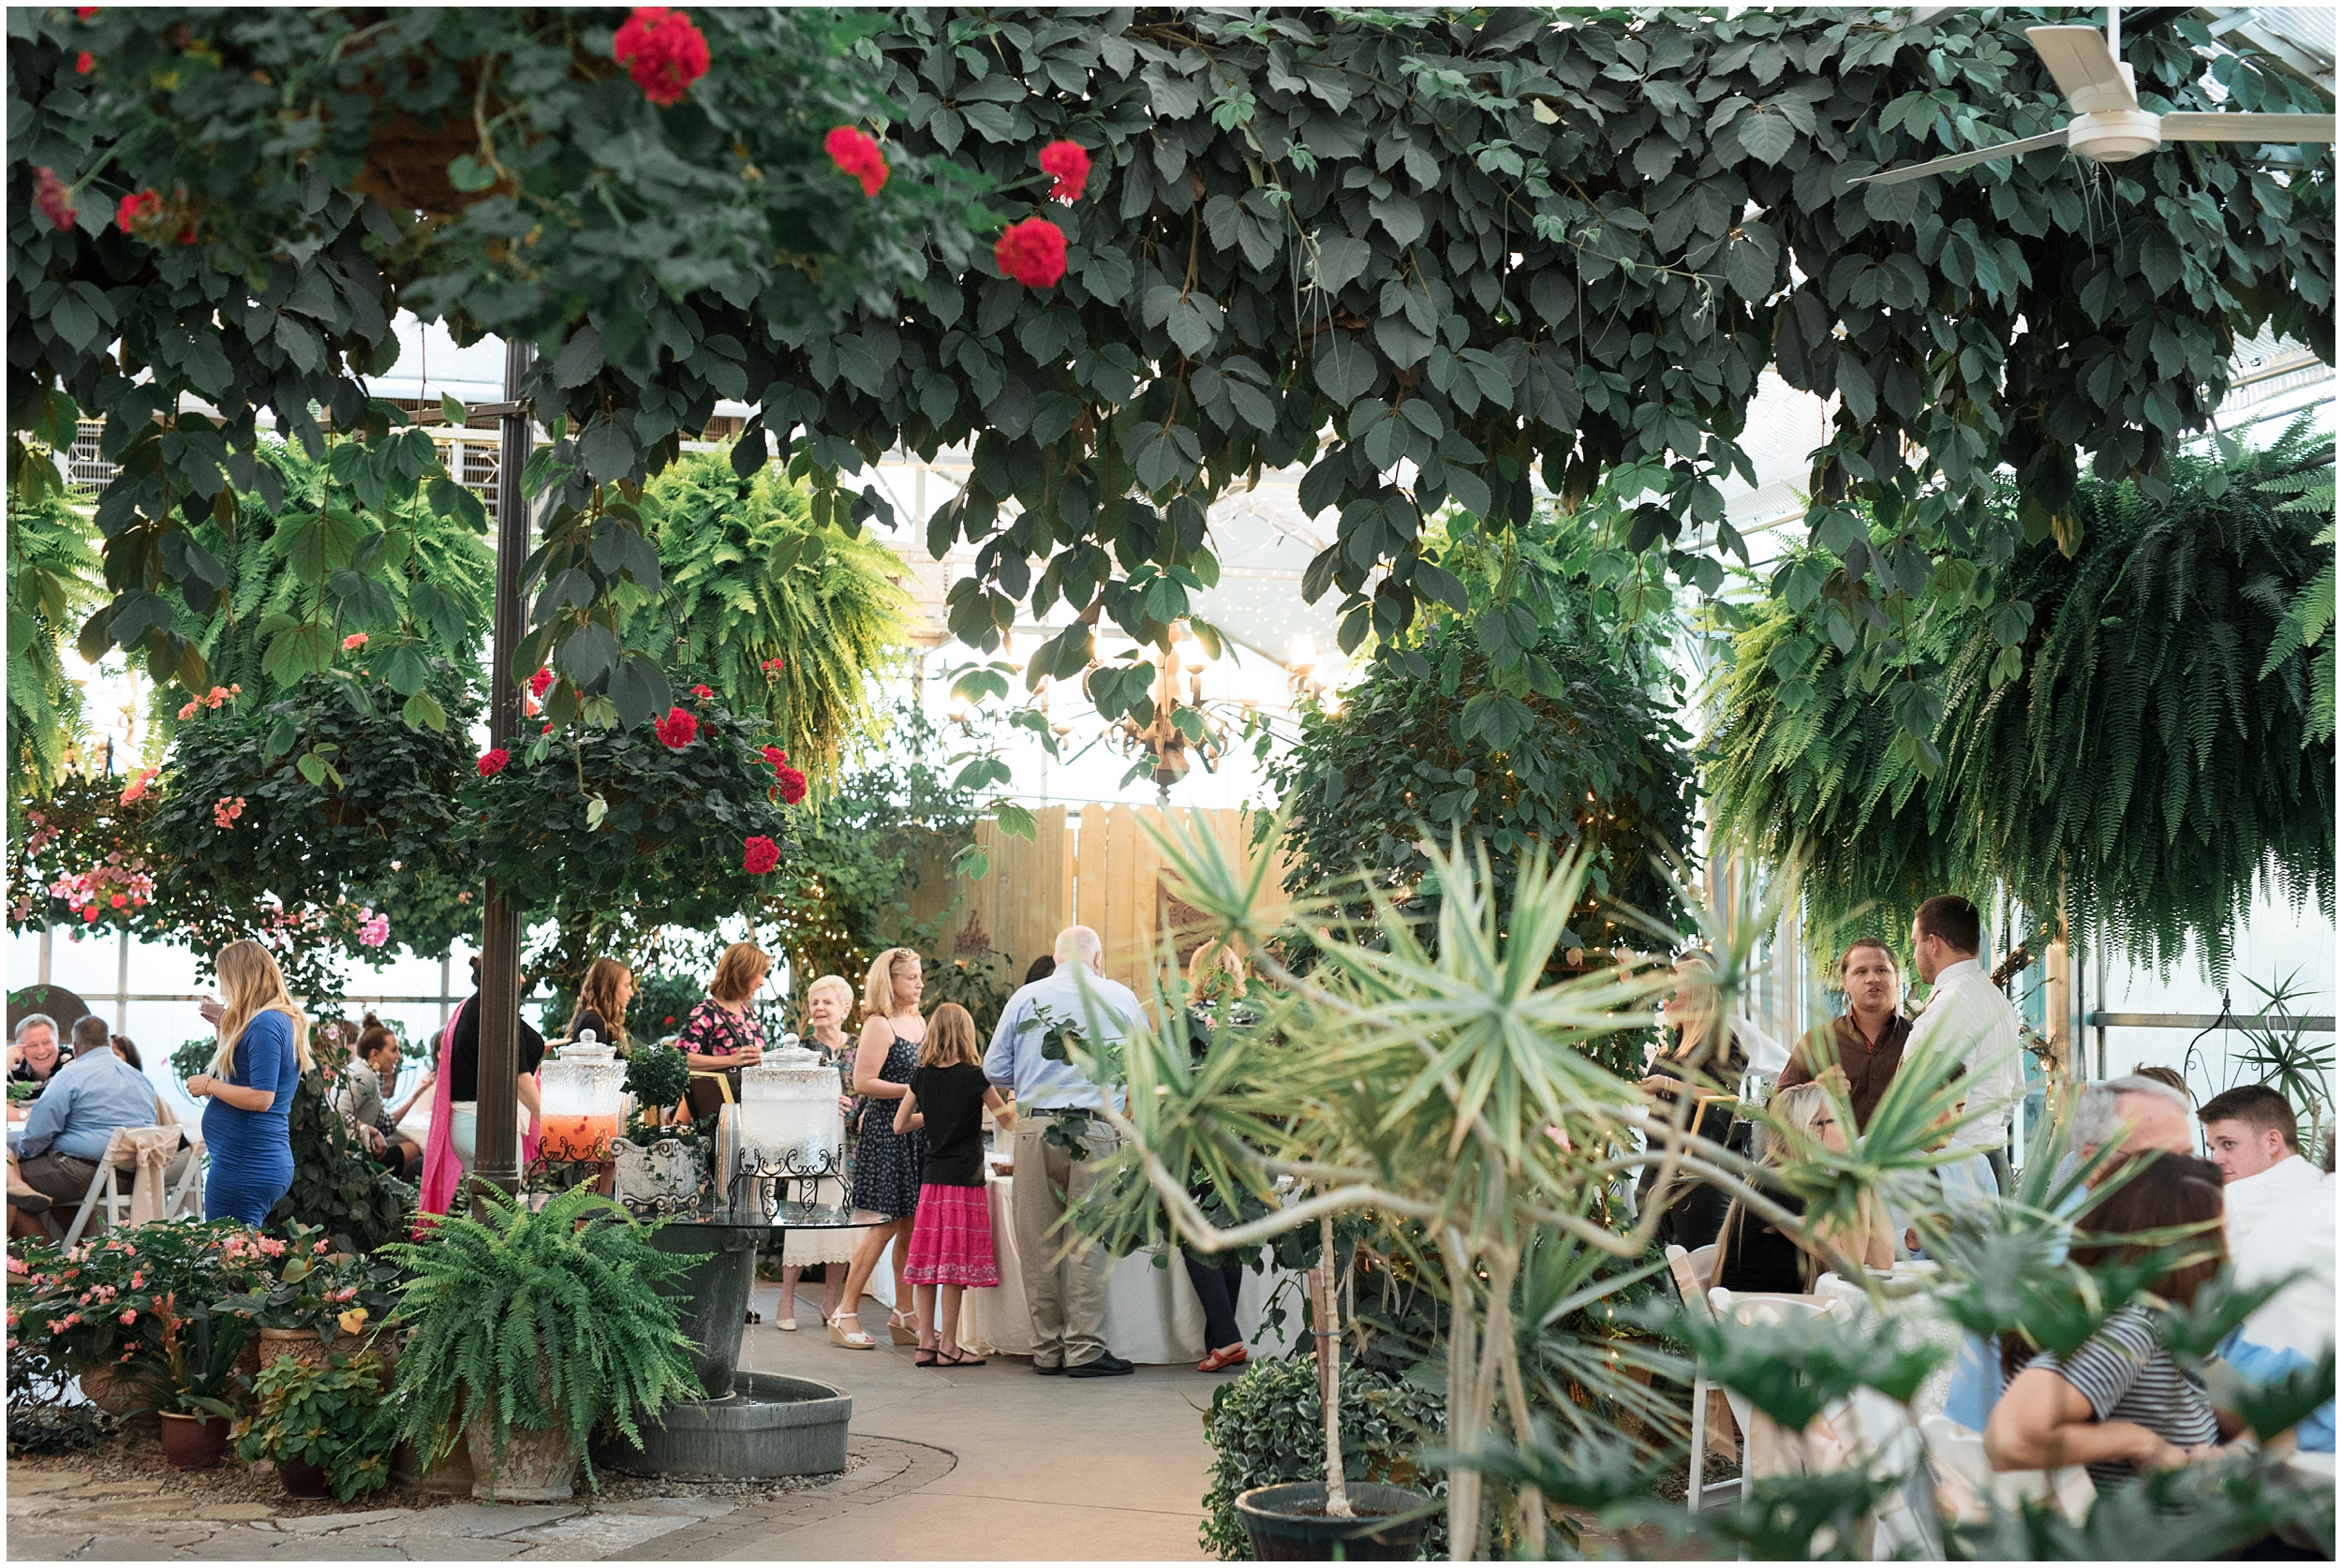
[1857,7,2335,186]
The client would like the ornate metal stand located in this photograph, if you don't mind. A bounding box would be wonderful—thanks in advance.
[726,1144,845,1222]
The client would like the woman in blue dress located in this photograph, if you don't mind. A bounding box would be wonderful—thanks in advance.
[184,939,309,1225]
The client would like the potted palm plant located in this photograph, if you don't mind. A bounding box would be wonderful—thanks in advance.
[379,1184,704,1501]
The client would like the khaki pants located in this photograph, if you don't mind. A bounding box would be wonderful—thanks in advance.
[1012,1114,1115,1368]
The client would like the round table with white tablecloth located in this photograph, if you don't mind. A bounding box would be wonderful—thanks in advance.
[1815,1266,1965,1419]
[955,1172,1303,1364]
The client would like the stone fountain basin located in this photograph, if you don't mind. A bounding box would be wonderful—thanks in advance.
[592,1373,852,1479]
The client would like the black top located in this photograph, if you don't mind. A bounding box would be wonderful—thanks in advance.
[7,1047,70,1098]
[908,1062,990,1188]
[1649,1024,1748,1142]
[447,994,545,1102]
[1713,1180,1809,1295]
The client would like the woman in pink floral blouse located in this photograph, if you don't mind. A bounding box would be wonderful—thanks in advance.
[675,942,771,1071]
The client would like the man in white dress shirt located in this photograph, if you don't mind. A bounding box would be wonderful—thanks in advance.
[2199,1083,2335,1452]
[1905,895,2023,1192]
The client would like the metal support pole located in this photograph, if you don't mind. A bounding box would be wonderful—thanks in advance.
[474,339,536,1204]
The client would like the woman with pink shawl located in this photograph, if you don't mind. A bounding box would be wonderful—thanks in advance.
[418,973,543,1217]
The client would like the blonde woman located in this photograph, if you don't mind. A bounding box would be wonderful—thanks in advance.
[1636,952,1749,1252]
[776,974,859,1333]
[830,947,926,1349]
[1711,1082,1894,1294]
[186,939,313,1223]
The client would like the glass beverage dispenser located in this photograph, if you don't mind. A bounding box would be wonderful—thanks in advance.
[539,1033,624,1161]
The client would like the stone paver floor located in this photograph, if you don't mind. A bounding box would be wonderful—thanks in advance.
[7,1433,948,1561]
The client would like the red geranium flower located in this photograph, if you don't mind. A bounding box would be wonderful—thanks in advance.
[76,6,98,17]
[775,764,809,806]
[742,836,780,875]
[823,126,888,198]
[114,187,161,235]
[995,217,1067,288]
[75,51,94,75]
[1040,141,1090,202]
[689,684,714,701]
[761,744,789,770]
[529,666,554,699]
[653,706,697,748]
[476,748,510,777]
[612,7,709,108]
[34,168,75,231]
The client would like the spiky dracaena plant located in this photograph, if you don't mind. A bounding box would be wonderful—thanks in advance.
[635,451,915,782]
[381,1185,703,1492]
[6,487,100,812]
[1073,812,1989,1557]
[1712,423,2335,976]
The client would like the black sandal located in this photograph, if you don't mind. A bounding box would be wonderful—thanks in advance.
[940,1349,986,1368]
[914,1347,941,1367]
[744,1309,763,1324]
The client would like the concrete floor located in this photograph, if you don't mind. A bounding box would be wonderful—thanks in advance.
[732,1280,1221,1561]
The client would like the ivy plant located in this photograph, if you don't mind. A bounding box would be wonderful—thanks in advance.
[8,6,974,732]
[11,7,2331,760]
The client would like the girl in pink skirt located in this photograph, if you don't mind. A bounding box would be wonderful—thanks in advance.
[893,1002,1013,1367]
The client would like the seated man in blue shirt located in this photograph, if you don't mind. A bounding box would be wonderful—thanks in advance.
[7,1037,164,1236]
[984,925,1141,1379]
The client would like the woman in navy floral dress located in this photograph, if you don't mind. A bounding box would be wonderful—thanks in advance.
[829,947,927,1348]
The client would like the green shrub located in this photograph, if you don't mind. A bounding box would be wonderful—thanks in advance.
[1198,1355,1448,1561]
[233,1354,397,1502]
[268,1070,411,1254]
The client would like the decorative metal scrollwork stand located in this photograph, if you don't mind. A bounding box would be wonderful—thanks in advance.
[727,1145,845,1223]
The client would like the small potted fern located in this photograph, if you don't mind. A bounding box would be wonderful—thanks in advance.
[380,1185,705,1501]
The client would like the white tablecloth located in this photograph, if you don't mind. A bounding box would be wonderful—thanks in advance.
[956,1174,1302,1364]
[1816,1269,1964,1419]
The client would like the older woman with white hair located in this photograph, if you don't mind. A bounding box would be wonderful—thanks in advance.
[774,973,859,1334]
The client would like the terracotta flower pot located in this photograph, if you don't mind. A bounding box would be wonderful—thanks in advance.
[72,1359,150,1418]
[257,1325,332,1374]
[465,1416,578,1502]
[278,1457,331,1500]
[391,1434,476,1497]
[158,1411,230,1472]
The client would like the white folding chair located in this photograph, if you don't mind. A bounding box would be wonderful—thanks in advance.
[49,1126,194,1248]
[1667,1244,1737,1514]
[1919,1413,2095,1529]
[1705,1290,1846,1501]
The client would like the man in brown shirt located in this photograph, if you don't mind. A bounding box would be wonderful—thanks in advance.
[1776,938,1912,1132]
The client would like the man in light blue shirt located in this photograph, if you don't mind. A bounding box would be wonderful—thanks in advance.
[8,1041,163,1232]
[984,925,1141,1377]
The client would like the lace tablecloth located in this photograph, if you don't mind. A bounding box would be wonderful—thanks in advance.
[1815,1269,1966,1419]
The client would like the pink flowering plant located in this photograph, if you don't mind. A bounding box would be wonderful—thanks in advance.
[7,1220,274,1390]
[214,1222,402,1346]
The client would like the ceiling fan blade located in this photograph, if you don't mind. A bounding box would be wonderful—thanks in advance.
[2159,111,2337,144]
[2026,26,2140,115]
[1853,129,2069,186]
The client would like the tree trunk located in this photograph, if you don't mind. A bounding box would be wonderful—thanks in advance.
[1317,1209,1351,1518]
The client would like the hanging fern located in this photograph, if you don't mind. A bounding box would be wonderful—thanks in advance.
[6,489,100,812]
[1713,422,2335,979]
[2255,462,2336,748]
[636,451,914,781]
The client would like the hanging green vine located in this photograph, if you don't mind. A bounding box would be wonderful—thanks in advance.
[5,489,102,815]
[1712,422,2337,977]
